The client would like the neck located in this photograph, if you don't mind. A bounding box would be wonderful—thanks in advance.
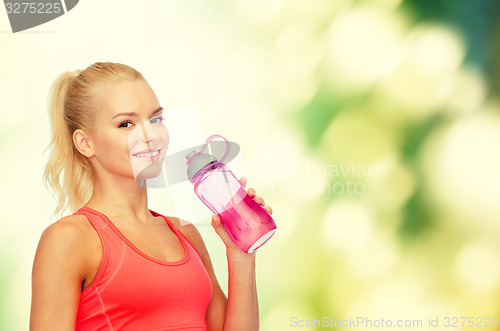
[85,170,155,224]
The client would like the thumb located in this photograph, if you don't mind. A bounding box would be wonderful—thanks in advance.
[211,214,235,248]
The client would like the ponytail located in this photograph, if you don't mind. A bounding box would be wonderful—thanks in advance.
[42,70,93,221]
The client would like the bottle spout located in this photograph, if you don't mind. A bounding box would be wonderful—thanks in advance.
[186,150,198,164]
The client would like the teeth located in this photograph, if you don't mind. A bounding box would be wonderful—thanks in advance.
[135,149,160,158]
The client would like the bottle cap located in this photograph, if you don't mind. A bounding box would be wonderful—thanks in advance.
[186,151,219,182]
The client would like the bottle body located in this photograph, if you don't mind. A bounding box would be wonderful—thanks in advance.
[193,162,277,253]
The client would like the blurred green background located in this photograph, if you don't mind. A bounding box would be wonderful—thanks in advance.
[1,0,500,330]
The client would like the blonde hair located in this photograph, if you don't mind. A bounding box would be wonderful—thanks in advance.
[42,62,145,220]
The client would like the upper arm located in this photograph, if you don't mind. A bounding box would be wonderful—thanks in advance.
[177,221,227,331]
[30,217,88,331]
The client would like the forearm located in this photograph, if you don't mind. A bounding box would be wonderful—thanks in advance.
[223,251,259,331]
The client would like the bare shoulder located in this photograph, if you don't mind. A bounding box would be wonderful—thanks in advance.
[33,214,96,291]
[41,214,93,244]
[36,214,96,266]
[31,214,92,329]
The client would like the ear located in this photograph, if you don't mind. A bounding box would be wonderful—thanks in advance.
[73,129,95,158]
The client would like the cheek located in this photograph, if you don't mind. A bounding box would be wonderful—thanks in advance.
[96,130,125,154]
[160,128,170,149]
[114,135,134,163]
[93,131,131,170]
[99,130,133,161]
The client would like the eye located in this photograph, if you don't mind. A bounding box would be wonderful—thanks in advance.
[118,120,134,128]
[151,115,165,125]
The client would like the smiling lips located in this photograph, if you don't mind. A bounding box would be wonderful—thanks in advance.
[133,148,161,158]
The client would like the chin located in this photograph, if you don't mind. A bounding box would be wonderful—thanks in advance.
[130,153,166,180]
[135,162,163,180]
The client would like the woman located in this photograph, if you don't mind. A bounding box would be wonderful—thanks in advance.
[30,62,272,330]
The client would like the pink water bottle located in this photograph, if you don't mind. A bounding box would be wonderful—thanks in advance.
[186,135,277,253]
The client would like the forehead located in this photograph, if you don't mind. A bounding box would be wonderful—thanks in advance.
[98,79,158,117]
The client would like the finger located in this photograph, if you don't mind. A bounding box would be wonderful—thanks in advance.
[211,213,221,227]
[239,177,247,189]
[254,196,265,206]
[247,188,256,197]
[265,205,273,215]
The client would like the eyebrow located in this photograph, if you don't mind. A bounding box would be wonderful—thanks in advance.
[111,107,163,120]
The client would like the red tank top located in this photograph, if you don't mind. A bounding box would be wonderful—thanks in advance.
[73,206,213,331]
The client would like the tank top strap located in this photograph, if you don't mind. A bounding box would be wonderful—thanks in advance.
[72,207,115,266]
[73,206,132,299]
[73,207,126,249]
[74,207,109,231]
[149,209,204,260]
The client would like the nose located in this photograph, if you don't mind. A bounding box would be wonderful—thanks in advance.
[139,119,161,144]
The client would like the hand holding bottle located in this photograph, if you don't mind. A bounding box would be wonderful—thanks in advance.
[211,177,273,254]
